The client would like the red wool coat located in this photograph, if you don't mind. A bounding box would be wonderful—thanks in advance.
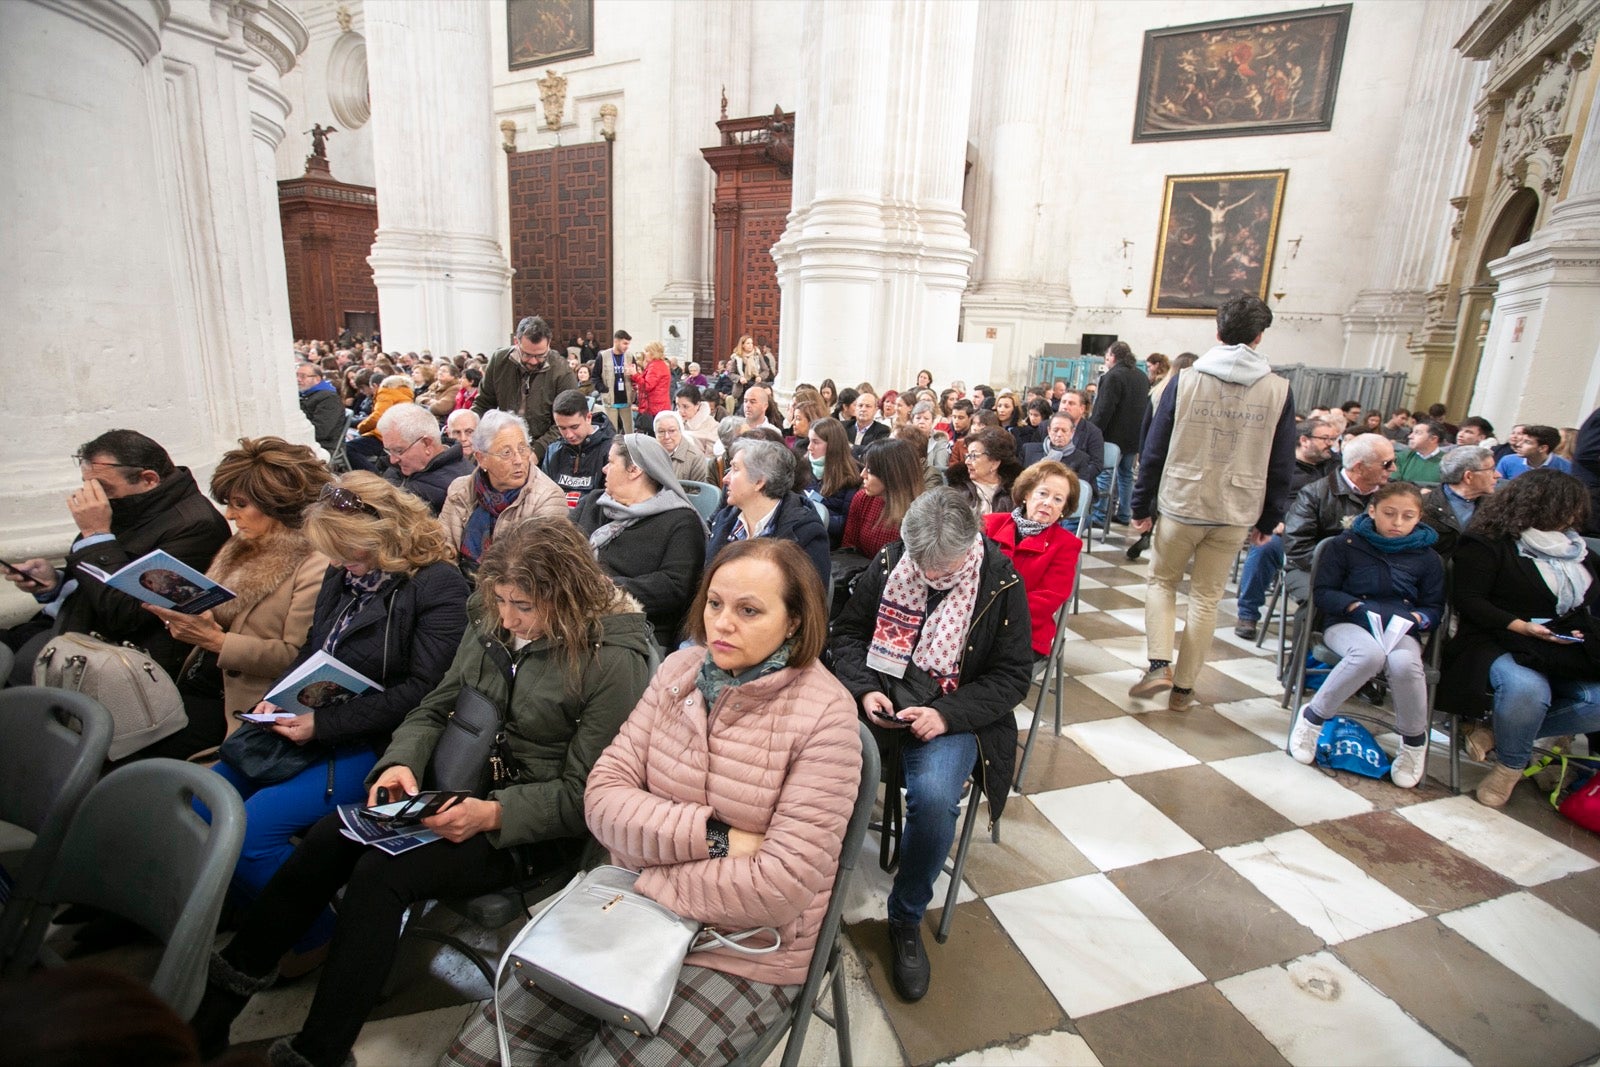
[982,512,1083,655]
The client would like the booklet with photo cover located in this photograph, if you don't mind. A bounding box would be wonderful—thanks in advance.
[335,792,469,855]
[239,650,384,722]
[76,548,235,615]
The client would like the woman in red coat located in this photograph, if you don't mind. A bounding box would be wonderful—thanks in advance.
[982,460,1083,658]
[628,340,672,435]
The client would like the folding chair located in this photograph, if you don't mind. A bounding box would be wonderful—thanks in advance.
[729,722,880,1067]
[2,760,246,1019]
[1014,599,1075,790]
[0,689,113,966]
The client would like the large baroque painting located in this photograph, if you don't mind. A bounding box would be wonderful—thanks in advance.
[1149,171,1287,317]
[1133,5,1351,143]
[508,0,594,70]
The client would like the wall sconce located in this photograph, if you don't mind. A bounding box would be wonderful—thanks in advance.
[1272,235,1301,303]
[1119,238,1134,298]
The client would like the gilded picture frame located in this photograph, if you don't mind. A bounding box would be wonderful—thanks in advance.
[1133,5,1351,143]
[1149,170,1288,317]
[507,0,594,71]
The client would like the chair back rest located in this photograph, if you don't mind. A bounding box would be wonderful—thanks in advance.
[38,760,245,1018]
[0,688,113,840]
[0,642,12,687]
[681,480,724,523]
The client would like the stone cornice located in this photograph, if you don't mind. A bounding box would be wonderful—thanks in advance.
[238,0,308,76]
[33,0,166,65]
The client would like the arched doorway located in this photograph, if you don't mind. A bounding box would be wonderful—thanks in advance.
[1443,188,1540,416]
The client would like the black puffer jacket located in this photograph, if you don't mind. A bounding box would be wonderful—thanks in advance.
[572,491,706,649]
[707,492,832,590]
[828,540,1032,823]
[283,561,470,749]
[542,414,615,506]
[382,443,476,515]
[60,468,232,677]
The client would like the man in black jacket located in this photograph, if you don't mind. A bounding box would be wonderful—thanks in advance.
[472,315,577,455]
[542,388,615,507]
[2,430,231,684]
[297,363,346,455]
[378,404,475,514]
[1022,404,1104,520]
[1089,342,1149,526]
[1282,433,1395,600]
[845,390,890,457]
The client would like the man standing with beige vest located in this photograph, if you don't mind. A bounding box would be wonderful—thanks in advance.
[1128,294,1298,710]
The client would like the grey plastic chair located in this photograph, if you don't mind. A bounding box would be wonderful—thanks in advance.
[681,480,723,524]
[2,759,245,1020]
[730,721,880,1067]
[0,642,13,687]
[0,688,114,967]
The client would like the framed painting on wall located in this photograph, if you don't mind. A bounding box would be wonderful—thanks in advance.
[507,0,594,70]
[1149,170,1287,317]
[1132,5,1351,143]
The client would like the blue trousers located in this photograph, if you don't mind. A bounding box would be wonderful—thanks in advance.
[1235,535,1284,623]
[213,745,378,948]
[1091,442,1135,525]
[1487,654,1600,770]
[888,732,978,925]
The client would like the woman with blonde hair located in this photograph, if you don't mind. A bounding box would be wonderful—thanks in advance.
[210,470,470,958]
[628,340,672,437]
[134,437,332,761]
[194,519,653,1067]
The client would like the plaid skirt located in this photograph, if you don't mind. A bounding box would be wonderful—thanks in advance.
[444,963,797,1067]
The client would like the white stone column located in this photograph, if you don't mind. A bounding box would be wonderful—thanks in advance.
[650,0,739,364]
[1474,78,1600,426]
[365,0,512,354]
[1340,0,1481,373]
[961,2,1074,385]
[772,0,981,396]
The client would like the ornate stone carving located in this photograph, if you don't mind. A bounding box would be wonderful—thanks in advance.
[1422,283,1452,332]
[1450,196,1470,239]
[336,4,352,33]
[1543,133,1574,194]
[1495,46,1578,185]
[536,69,567,130]
[500,119,518,154]
[598,103,618,142]
[1469,115,1486,148]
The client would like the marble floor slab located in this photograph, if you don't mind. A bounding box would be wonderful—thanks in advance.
[1032,779,1203,871]
[1397,794,1599,886]
[1209,751,1374,826]
[1063,715,1200,777]
[1124,764,1296,851]
[989,873,1206,1019]
[1305,810,1517,915]
[1133,705,1279,764]
[1439,891,1600,1029]
[1217,951,1469,1067]
[933,1030,1102,1067]
[1217,830,1426,944]
[1211,696,1293,750]
[1073,983,1290,1067]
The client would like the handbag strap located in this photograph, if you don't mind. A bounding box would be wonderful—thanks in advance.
[494,870,586,1067]
[692,926,782,955]
[1526,748,1600,808]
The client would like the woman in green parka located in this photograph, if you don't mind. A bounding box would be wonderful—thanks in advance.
[191,516,655,1067]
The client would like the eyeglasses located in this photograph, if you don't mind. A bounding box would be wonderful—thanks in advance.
[383,436,426,460]
[1309,435,1340,445]
[72,452,144,470]
[967,450,989,461]
[1381,459,1398,470]
[319,484,380,517]
[483,444,533,463]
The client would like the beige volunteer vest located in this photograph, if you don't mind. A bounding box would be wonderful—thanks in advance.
[1156,369,1289,527]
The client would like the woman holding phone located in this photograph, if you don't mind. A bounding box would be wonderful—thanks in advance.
[192,518,654,1067]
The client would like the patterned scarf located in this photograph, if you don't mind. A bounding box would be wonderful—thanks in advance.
[1011,507,1049,540]
[461,470,521,563]
[695,640,794,711]
[867,538,985,694]
[324,569,392,652]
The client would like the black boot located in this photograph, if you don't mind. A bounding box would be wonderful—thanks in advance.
[1125,531,1152,561]
[190,951,276,1060]
[888,919,930,1002]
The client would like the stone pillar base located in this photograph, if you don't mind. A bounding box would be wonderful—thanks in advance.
[368,229,514,354]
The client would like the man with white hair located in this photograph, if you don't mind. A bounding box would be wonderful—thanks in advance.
[378,402,475,514]
[445,409,479,459]
[1281,432,1396,600]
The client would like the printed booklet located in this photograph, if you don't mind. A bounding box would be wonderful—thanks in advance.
[239,650,384,721]
[336,792,469,855]
[77,549,235,614]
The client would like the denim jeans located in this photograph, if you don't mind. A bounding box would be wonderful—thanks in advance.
[1487,653,1600,770]
[1235,535,1284,623]
[1091,442,1136,524]
[888,732,978,926]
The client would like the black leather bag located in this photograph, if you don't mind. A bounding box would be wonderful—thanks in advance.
[218,723,324,784]
[430,684,515,796]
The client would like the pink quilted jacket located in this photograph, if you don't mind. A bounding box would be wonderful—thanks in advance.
[584,646,863,987]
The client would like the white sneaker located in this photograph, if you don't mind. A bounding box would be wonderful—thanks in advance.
[1391,742,1428,789]
[1288,707,1321,765]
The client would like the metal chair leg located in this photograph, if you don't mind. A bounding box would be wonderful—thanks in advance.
[935,791,983,945]
[831,955,854,1067]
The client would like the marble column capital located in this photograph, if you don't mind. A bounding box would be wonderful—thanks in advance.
[30,0,164,65]
[237,0,308,77]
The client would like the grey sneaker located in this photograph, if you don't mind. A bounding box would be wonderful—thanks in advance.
[1288,706,1321,765]
[1129,665,1174,699]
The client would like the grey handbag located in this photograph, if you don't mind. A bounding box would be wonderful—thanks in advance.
[492,865,779,1057]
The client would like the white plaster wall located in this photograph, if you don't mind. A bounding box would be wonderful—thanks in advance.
[1055,0,1427,367]
[275,0,376,187]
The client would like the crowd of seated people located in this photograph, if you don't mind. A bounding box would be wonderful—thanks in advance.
[6,318,1600,1065]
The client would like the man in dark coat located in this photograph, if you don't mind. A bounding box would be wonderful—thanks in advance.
[542,388,616,507]
[1089,342,1150,525]
[1573,406,1600,537]
[2,430,231,684]
[472,315,578,455]
[297,363,347,455]
[1282,433,1396,601]
[377,403,475,514]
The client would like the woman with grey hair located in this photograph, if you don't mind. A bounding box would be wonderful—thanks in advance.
[706,437,832,587]
[651,409,712,485]
[1420,444,1500,558]
[438,408,566,575]
[828,487,1032,1003]
[573,434,708,647]
[910,400,951,471]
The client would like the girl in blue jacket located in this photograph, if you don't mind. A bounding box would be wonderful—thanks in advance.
[1288,482,1446,787]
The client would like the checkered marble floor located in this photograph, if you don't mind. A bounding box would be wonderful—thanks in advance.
[46,531,1600,1066]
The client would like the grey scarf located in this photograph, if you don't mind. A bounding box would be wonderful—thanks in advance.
[1517,528,1592,615]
